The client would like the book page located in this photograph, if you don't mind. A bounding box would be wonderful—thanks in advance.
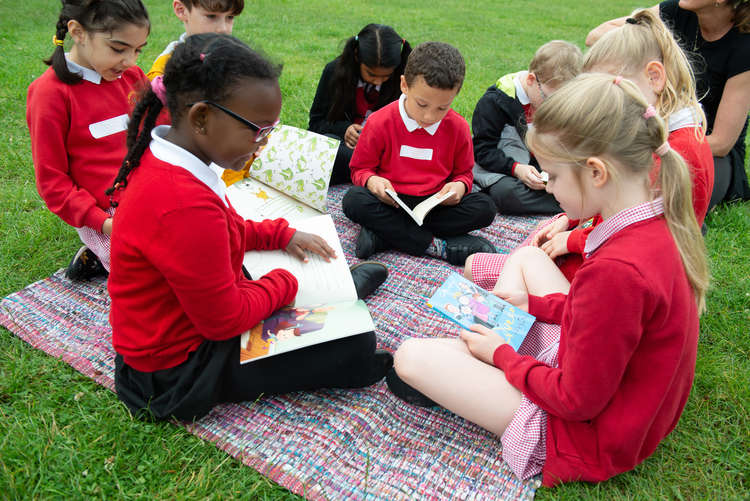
[239,300,375,363]
[242,214,357,306]
[226,177,321,223]
[248,125,339,212]
[385,189,453,226]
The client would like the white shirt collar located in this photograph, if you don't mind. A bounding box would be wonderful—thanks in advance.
[357,79,382,91]
[64,53,102,84]
[667,106,702,132]
[149,125,228,206]
[514,71,530,105]
[584,197,664,256]
[398,94,441,135]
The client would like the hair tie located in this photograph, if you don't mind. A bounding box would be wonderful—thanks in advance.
[151,76,168,107]
[613,76,623,85]
[642,105,658,120]
[655,141,671,157]
[199,53,206,61]
[402,38,405,45]
[53,35,64,47]
[354,35,359,41]
[625,17,638,24]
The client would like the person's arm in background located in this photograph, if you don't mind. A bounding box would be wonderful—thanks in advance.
[585,6,660,46]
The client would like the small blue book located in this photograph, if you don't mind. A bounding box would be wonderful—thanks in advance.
[427,272,535,351]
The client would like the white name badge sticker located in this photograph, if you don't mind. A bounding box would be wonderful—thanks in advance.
[399,145,433,161]
[89,114,129,139]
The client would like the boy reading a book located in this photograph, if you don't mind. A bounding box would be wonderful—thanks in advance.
[343,42,496,265]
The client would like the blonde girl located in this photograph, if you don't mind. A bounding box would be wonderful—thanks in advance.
[387,73,708,487]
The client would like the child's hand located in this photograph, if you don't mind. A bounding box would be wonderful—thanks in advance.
[344,124,363,149]
[514,164,546,190]
[540,231,571,259]
[366,176,399,207]
[491,289,529,312]
[459,324,507,365]
[285,231,337,262]
[438,181,466,206]
[532,215,569,247]
[101,218,113,236]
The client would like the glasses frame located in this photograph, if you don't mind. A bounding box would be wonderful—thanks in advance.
[536,80,548,101]
[186,100,279,142]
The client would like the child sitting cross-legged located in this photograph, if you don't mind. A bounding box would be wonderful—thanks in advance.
[343,42,497,265]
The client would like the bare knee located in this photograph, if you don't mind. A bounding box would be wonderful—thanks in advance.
[463,254,475,280]
[393,338,429,383]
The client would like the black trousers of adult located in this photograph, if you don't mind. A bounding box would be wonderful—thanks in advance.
[325,133,355,186]
[342,186,497,256]
[486,175,561,215]
[115,331,378,422]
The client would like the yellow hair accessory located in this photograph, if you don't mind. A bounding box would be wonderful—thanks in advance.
[53,36,64,47]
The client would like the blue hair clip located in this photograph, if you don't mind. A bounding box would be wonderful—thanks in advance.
[354,35,358,41]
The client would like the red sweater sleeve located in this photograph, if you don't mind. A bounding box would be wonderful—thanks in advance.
[27,80,109,230]
[527,293,566,324]
[447,119,475,190]
[349,119,384,187]
[149,204,297,341]
[244,218,296,251]
[494,259,648,421]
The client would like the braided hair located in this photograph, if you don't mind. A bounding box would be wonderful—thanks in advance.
[106,33,282,202]
[327,24,411,122]
[45,0,150,85]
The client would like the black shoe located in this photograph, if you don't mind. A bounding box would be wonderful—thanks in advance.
[65,246,107,281]
[355,227,387,259]
[362,349,394,386]
[350,261,388,299]
[385,367,437,407]
[443,235,496,266]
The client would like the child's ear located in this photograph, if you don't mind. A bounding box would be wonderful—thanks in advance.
[173,0,189,23]
[187,102,209,135]
[645,60,667,94]
[525,72,537,87]
[586,157,609,188]
[400,75,409,95]
[67,20,86,45]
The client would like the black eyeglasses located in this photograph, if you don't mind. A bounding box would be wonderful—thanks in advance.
[186,100,279,142]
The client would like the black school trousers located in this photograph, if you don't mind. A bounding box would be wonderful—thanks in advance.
[115,331,377,422]
[342,186,496,256]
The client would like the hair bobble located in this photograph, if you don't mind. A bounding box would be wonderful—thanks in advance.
[613,75,623,85]
[642,105,658,120]
[151,76,168,107]
[354,35,359,41]
[655,141,671,157]
[53,35,64,47]
[199,53,206,61]
[625,17,639,24]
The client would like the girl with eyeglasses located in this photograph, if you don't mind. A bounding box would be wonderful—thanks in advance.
[107,33,392,422]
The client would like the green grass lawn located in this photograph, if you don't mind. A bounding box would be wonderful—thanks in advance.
[1,0,748,498]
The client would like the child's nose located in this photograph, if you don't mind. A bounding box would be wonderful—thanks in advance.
[124,51,138,67]
[217,21,232,34]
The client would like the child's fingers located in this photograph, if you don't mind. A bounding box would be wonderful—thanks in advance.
[468,323,495,336]
[287,244,309,262]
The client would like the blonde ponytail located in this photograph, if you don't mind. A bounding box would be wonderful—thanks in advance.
[527,73,709,312]
[583,8,706,134]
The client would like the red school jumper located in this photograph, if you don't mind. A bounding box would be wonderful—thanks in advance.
[26,65,145,231]
[349,99,474,196]
[494,206,699,486]
[109,145,297,373]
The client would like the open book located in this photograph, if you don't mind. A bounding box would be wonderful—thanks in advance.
[385,189,453,226]
[225,125,339,223]
[427,272,535,351]
[239,214,375,363]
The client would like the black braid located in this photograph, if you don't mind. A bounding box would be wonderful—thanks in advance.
[107,33,282,205]
[44,0,149,85]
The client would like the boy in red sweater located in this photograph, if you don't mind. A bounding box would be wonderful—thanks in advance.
[343,42,496,265]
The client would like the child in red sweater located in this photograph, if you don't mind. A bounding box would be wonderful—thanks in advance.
[467,9,714,289]
[387,73,708,486]
[342,42,497,265]
[26,0,150,280]
[107,34,391,422]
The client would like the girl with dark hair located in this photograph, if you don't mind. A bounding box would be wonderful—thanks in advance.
[107,33,392,422]
[308,23,412,185]
[26,0,150,280]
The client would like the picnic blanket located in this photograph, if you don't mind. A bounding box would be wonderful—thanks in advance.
[0,185,544,500]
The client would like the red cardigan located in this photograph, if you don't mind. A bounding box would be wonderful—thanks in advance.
[494,216,699,486]
[350,100,474,196]
[26,65,146,231]
[109,150,298,372]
